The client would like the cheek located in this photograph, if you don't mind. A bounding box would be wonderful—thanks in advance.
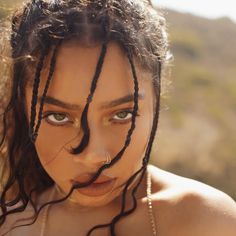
[34,119,80,163]
[34,125,75,180]
[128,102,154,161]
[102,115,151,163]
[129,115,151,160]
[34,122,65,162]
[35,132,55,162]
[114,114,152,174]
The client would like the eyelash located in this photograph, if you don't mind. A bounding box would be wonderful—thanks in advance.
[109,109,140,124]
[42,109,140,126]
[42,112,73,126]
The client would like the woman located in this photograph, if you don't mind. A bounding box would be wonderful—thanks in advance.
[0,0,236,235]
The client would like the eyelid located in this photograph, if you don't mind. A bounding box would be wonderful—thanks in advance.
[42,111,74,126]
[109,108,140,124]
[42,111,70,119]
[42,109,140,127]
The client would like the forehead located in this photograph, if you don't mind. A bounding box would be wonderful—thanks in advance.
[38,40,149,105]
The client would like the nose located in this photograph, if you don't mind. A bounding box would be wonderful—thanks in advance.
[72,148,111,167]
[70,125,110,165]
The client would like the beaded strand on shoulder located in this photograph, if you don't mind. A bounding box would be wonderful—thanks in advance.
[147,168,158,236]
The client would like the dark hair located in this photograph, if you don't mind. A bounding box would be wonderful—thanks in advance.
[0,0,168,235]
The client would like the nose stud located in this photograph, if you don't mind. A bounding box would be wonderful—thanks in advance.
[104,151,111,165]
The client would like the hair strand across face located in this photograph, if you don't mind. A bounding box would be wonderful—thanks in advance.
[0,1,168,235]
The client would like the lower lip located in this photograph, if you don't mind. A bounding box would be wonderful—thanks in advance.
[72,179,117,197]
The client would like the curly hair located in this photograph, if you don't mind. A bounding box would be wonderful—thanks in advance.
[0,0,169,235]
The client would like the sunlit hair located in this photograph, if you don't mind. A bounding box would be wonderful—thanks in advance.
[0,0,169,235]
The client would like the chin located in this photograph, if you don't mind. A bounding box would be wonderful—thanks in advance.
[72,194,114,208]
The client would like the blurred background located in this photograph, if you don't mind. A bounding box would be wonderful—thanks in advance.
[151,0,236,200]
[0,0,235,200]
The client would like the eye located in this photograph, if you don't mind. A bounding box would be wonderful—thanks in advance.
[111,109,140,123]
[43,112,72,126]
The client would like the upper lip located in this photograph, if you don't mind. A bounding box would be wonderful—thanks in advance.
[71,173,115,184]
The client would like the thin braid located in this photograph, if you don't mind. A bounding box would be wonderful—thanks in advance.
[70,7,110,155]
[108,50,140,235]
[1,185,79,235]
[119,63,162,221]
[34,41,62,137]
[143,61,162,165]
[3,19,110,236]
[87,57,162,236]
[109,53,141,235]
[70,0,110,156]
[5,13,112,233]
[70,47,140,188]
[0,1,167,235]
[86,47,140,236]
[29,47,48,142]
[0,139,30,225]
[0,141,38,226]
[0,0,31,151]
[0,204,28,230]
[18,27,142,236]
[70,42,108,154]
[110,166,146,235]
[119,61,162,221]
[110,60,162,235]
[0,143,35,226]
[86,167,144,236]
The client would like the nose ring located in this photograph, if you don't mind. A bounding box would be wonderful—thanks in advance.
[104,151,111,165]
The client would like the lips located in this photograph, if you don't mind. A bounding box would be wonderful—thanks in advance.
[71,173,114,184]
[70,173,117,197]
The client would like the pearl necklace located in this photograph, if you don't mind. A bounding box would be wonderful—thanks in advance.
[39,169,157,236]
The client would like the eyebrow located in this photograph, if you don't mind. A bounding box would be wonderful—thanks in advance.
[38,93,145,110]
[100,93,145,109]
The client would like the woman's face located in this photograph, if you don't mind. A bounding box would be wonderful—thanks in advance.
[25,41,155,207]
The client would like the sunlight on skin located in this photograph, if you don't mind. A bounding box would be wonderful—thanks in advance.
[25,40,155,208]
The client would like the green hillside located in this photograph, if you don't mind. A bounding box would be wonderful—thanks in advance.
[154,10,236,200]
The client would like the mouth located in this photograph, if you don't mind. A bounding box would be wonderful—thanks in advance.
[70,178,117,197]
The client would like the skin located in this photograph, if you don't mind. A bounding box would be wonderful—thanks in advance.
[14,40,236,235]
[25,40,155,209]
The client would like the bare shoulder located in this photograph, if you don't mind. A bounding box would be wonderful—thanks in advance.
[0,188,53,236]
[148,164,236,236]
